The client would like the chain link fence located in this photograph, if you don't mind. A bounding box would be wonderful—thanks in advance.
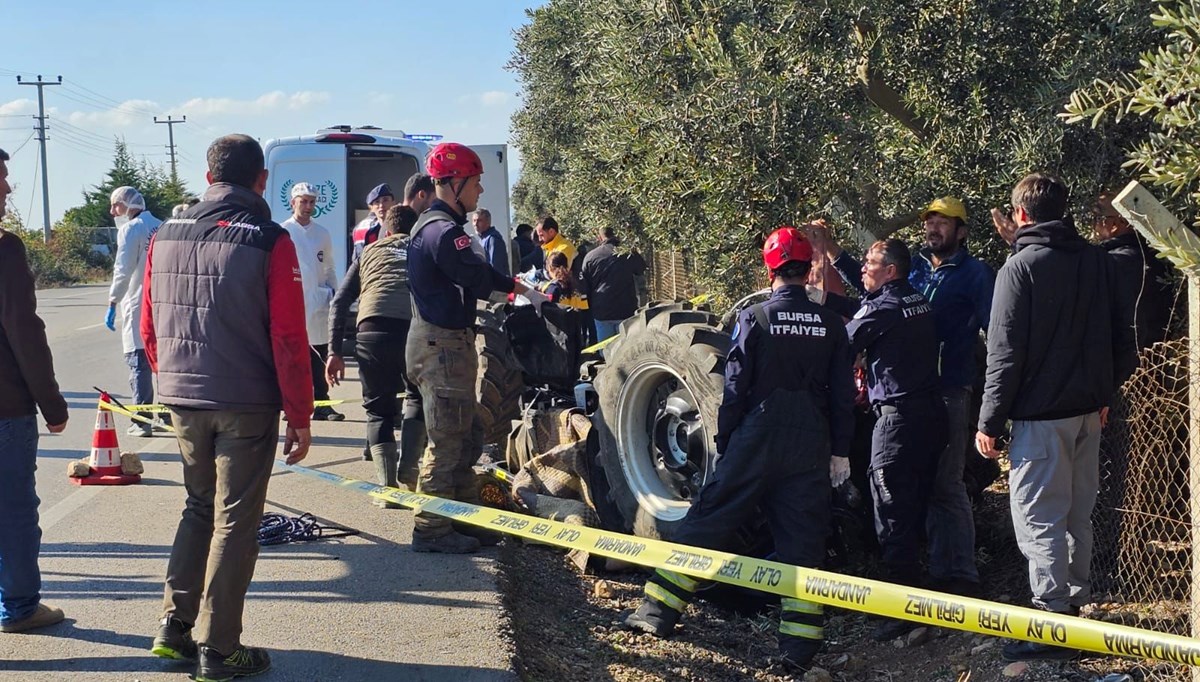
[967,285,1193,681]
[1091,324,1193,679]
[645,242,1200,677]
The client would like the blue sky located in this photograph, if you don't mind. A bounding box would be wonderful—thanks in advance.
[0,0,542,227]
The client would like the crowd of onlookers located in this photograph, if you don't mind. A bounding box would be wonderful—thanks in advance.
[0,130,1181,677]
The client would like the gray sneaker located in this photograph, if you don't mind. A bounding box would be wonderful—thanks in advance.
[412,530,481,554]
[127,423,153,438]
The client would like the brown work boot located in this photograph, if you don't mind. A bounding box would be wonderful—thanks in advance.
[412,530,481,554]
[1,603,65,633]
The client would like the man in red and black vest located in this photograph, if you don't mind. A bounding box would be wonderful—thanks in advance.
[141,134,313,680]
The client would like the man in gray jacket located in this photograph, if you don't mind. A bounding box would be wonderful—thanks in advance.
[977,173,1135,662]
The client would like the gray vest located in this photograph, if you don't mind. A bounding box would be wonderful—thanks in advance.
[357,233,413,323]
[149,184,285,412]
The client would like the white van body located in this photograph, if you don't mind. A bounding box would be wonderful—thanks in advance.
[263,127,513,283]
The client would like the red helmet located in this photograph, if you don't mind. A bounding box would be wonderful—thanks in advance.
[762,226,813,271]
[426,142,483,180]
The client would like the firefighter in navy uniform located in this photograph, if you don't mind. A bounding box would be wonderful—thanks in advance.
[623,227,856,674]
[405,142,550,554]
[822,238,948,642]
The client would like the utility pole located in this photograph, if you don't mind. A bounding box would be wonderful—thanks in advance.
[154,115,186,181]
[17,75,61,243]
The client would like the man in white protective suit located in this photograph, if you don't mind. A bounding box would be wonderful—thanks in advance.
[106,186,163,437]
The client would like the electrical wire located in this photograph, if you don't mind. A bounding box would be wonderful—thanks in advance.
[256,512,358,546]
[51,116,153,146]
[25,149,39,228]
[7,132,34,156]
[50,126,114,155]
[63,78,160,116]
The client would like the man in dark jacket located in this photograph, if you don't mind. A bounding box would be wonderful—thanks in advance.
[824,199,993,596]
[513,223,542,272]
[1094,193,1175,350]
[0,146,69,635]
[142,134,313,680]
[624,227,854,674]
[977,173,1136,662]
[580,226,646,341]
[824,238,947,642]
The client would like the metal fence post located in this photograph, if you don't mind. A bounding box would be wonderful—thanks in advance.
[1112,182,1200,680]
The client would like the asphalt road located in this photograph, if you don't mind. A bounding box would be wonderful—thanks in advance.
[0,284,516,682]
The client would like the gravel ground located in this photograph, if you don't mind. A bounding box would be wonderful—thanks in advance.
[498,539,1177,682]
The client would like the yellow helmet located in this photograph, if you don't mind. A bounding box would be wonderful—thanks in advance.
[920,196,967,222]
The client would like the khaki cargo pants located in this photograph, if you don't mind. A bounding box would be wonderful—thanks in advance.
[161,409,279,654]
[405,311,484,539]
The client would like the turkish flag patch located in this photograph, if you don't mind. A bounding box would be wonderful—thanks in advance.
[454,235,472,250]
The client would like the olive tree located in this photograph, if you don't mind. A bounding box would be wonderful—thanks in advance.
[511,0,1152,302]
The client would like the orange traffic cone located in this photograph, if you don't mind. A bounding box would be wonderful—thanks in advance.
[71,391,141,486]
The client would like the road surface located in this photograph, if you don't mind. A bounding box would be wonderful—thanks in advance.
[0,284,516,682]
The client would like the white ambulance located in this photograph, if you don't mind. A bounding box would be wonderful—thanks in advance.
[263,126,512,284]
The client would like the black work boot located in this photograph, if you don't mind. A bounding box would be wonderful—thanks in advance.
[370,444,402,509]
[871,617,918,642]
[778,639,822,675]
[1001,640,1080,661]
[150,615,197,660]
[453,521,503,546]
[194,645,271,681]
[623,599,680,637]
[312,405,344,421]
[397,417,427,490]
[412,530,481,554]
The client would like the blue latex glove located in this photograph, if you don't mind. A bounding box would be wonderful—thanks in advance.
[104,305,116,331]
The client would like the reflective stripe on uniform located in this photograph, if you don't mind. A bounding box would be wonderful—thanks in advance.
[656,569,699,594]
[779,621,825,640]
[645,582,687,613]
[781,597,823,615]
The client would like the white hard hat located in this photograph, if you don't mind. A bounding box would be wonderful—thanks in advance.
[110,186,146,211]
[291,182,319,200]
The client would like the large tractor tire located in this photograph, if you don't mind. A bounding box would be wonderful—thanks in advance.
[476,302,525,450]
[592,301,729,540]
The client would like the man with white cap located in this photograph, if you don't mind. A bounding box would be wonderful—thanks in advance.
[282,183,343,422]
[106,186,163,436]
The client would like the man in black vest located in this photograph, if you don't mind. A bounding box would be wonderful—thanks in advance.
[142,134,313,680]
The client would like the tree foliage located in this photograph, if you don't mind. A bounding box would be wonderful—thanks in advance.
[1064,0,1200,225]
[61,138,191,228]
[510,0,1153,302]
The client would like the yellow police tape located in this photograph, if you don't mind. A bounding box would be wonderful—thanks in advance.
[275,460,1200,666]
[95,396,1200,665]
[582,294,715,355]
[115,399,353,414]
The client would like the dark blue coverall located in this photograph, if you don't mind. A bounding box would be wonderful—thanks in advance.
[631,285,855,664]
[826,279,947,585]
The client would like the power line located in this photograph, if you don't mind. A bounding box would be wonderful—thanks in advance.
[25,148,39,232]
[51,126,113,154]
[53,138,111,162]
[63,78,160,116]
[7,132,34,156]
[17,74,60,242]
[49,116,158,148]
[154,115,186,180]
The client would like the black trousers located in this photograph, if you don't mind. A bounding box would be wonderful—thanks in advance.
[647,389,832,661]
[868,395,948,585]
[310,344,331,402]
[671,389,831,569]
[356,326,413,447]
